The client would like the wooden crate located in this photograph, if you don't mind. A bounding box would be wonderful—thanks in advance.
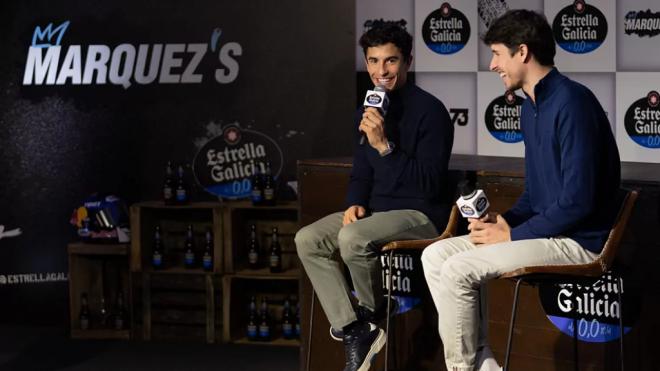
[130,201,223,273]
[222,274,300,346]
[68,242,131,340]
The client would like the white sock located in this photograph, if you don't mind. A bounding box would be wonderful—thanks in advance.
[475,346,502,371]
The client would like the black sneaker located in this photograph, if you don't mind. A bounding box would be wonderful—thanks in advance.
[343,321,386,371]
[329,298,399,342]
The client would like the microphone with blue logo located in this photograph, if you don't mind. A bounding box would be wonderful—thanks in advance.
[456,180,490,218]
[360,85,390,145]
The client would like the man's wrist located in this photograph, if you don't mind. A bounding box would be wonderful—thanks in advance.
[378,141,395,157]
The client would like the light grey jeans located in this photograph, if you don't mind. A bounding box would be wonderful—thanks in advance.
[295,209,438,330]
[421,235,599,371]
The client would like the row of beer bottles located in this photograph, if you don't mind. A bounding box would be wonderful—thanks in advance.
[247,296,300,341]
[79,291,127,330]
[250,161,276,206]
[152,225,213,271]
[162,161,191,204]
[247,224,282,273]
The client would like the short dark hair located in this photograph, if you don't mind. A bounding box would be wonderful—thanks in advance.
[482,9,555,66]
[359,24,413,64]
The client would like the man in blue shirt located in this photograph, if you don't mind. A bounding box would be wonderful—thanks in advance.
[296,24,454,371]
[421,10,620,371]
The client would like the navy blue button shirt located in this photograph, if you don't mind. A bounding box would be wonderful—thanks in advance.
[346,83,454,231]
[502,68,621,253]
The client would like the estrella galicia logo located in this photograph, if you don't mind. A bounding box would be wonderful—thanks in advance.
[553,0,608,54]
[460,204,475,216]
[422,2,471,55]
[193,124,283,199]
[624,10,660,38]
[485,90,523,143]
[624,90,660,149]
[539,272,640,342]
[367,94,382,105]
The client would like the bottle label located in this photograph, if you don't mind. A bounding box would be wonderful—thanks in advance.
[203,255,212,269]
[259,325,270,338]
[251,190,263,202]
[163,187,173,200]
[264,189,274,200]
[115,318,124,330]
[247,324,258,338]
[176,189,187,201]
[185,252,195,265]
[152,253,162,267]
[80,318,89,330]
[248,251,258,265]
[269,255,280,268]
[295,323,301,336]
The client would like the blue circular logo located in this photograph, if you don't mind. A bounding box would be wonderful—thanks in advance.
[485,91,523,144]
[624,91,660,149]
[422,3,471,55]
[553,0,608,54]
[539,273,640,342]
[193,125,283,199]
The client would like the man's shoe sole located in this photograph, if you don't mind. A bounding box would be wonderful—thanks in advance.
[357,328,386,371]
[329,327,343,341]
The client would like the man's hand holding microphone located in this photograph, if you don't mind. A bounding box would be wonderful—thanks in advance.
[455,180,511,246]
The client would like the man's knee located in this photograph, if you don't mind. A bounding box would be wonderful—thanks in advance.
[440,255,478,288]
[295,224,324,260]
[337,224,372,262]
[421,240,448,276]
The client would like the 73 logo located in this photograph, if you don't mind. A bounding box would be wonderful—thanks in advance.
[450,108,469,126]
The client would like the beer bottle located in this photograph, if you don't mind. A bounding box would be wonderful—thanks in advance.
[250,166,263,206]
[114,291,127,330]
[99,296,109,328]
[79,292,90,330]
[184,224,196,268]
[294,300,301,339]
[258,297,271,341]
[202,229,213,272]
[282,298,294,340]
[175,165,189,204]
[248,224,260,270]
[269,227,282,273]
[163,161,174,204]
[152,225,164,269]
[246,296,258,341]
[262,161,276,206]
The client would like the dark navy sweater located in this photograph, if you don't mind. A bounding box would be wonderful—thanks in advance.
[502,68,621,253]
[346,83,454,231]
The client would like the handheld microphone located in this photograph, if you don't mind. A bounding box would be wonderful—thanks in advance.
[456,180,490,218]
[360,85,389,145]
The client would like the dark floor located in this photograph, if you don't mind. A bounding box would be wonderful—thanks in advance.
[0,325,299,371]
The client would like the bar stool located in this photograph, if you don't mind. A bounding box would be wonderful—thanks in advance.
[380,205,460,371]
[499,189,638,371]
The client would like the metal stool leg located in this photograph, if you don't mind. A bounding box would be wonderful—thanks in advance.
[306,290,315,371]
[617,276,625,371]
[572,288,578,371]
[384,250,394,371]
[504,279,523,371]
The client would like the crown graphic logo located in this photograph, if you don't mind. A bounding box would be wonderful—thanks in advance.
[31,21,70,48]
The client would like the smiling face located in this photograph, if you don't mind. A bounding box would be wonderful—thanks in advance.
[364,42,410,92]
[489,43,526,91]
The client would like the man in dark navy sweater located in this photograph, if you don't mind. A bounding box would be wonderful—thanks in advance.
[296,24,454,371]
[421,10,620,371]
